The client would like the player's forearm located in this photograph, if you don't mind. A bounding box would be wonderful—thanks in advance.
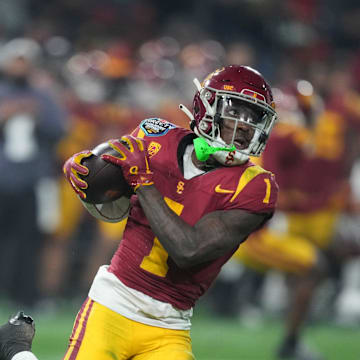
[136,185,200,268]
[137,185,269,267]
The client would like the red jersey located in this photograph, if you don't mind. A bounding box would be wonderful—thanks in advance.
[109,118,278,310]
[262,120,348,212]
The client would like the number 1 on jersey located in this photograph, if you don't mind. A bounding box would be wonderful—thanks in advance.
[263,178,271,204]
[140,197,184,277]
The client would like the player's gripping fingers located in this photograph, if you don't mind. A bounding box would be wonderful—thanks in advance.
[72,151,93,174]
[121,135,145,152]
[104,138,127,164]
[63,150,92,199]
[72,185,86,200]
[102,136,152,191]
[127,136,151,174]
[103,136,146,167]
[71,158,89,176]
[69,170,88,189]
[120,136,135,152]
[63,151,92,177]
[67,174,87,200]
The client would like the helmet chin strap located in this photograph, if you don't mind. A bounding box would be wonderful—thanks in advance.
[211,133,250,165]
[179,104,238,163]
[192,129,249,165]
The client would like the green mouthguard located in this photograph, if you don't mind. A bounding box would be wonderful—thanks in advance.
[193,137,236,162]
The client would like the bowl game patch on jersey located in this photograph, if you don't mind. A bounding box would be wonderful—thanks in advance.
[140,118,177,137]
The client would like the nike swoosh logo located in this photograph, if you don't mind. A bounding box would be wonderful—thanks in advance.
[215,184,235,194]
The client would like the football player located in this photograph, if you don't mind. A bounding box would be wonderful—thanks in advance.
[0,65,278,360]
[234,80,346,360]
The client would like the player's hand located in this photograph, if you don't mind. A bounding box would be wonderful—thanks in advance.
[102,136,154,191]
[0,311,35,360]
[63,150,93,200]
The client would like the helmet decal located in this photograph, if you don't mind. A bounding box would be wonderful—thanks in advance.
[223,85,235,91]
[241,89,266,102]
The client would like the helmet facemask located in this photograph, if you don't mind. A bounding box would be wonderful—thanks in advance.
[194,86,277,165]
[179,66,278,166]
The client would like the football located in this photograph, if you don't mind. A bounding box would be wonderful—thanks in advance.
[79,142,133,204]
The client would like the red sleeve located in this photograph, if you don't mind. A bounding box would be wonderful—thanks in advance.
[224,172,278,213]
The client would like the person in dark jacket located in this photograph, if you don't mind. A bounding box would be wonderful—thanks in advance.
[0,38,67,308]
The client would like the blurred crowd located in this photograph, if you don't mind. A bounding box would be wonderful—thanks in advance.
[0,0,360,332]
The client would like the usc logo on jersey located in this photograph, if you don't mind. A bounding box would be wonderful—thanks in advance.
[177,181,185,194]
[147,141,161,158]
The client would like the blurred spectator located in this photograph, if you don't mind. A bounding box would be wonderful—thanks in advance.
[40,64,140,301]
[0,37,67,308]
[0,0,29,36]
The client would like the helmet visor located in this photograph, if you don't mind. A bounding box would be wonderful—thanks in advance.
[217,96,275,154]
[221,97,269,130]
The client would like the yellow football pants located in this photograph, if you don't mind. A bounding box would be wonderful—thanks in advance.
[235,228,316,275]
[63,298,195,360]
[286,209,339,249]
[234,208,339,274]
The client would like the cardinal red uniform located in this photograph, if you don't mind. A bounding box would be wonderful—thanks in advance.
[63,119,278,360]
[110,119,277,308]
